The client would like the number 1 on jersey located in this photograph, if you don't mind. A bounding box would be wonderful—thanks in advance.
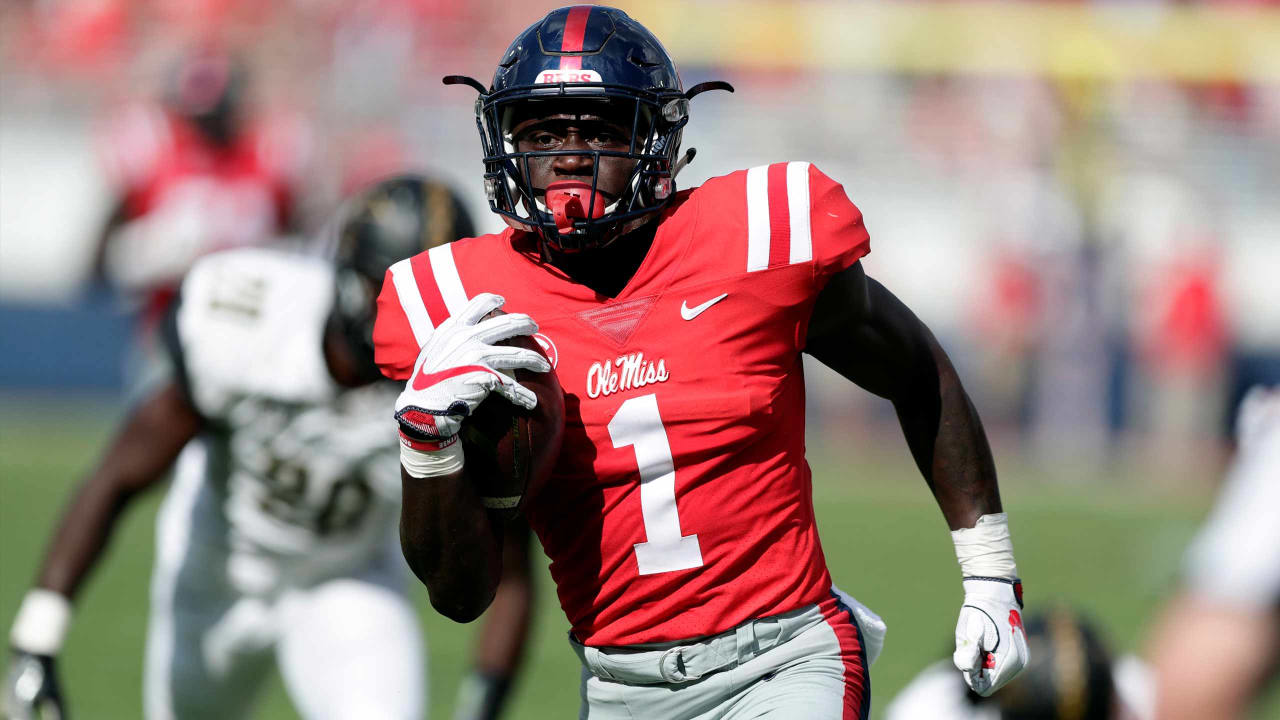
[608,394,703,575]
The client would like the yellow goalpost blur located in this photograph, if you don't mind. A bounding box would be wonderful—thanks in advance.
[617,0,1280,83]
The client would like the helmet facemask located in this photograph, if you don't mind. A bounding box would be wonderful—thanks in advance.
[477,85,689,253]
[444,5,731,253]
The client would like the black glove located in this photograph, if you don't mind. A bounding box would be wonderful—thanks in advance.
[453,670,513,720]
[4,650,65,720]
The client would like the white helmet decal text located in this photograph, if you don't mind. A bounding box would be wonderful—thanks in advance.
[535,69,604,85]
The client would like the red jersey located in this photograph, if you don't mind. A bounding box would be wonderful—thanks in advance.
[375,162,870,646]
[101,103,304,248]
[98,103,308,329]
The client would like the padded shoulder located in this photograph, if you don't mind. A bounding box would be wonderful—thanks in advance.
[681,161,870,288]
[373,231,513,380]
[176,247,336,417]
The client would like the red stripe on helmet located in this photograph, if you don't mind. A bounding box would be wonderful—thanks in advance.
[559,5,592,70]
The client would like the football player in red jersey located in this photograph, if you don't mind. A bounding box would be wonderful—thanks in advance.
[376,7,1028,718]
[93,49,308,352]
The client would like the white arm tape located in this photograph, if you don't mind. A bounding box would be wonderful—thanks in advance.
[400,440,465,479]
[951,513,1019,579]
[10,589,72,655]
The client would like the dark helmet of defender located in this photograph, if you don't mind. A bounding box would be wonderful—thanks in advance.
[167,49,247,146]
[329,175,476,382]
[985,608,1117,720]
[444,5,731,252]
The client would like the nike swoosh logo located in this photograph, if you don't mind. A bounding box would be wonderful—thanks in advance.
[411,364,503,391]
[680,293,729,321]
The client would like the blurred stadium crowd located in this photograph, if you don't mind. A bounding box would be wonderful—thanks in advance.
[2,0,1278,468]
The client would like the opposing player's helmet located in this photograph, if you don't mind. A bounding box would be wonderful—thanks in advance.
[982,608,1117,720]
[330,175,475,382]
[445,5,730,252]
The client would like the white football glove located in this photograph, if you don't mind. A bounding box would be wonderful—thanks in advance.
[394,293,549,449]
[7,590,70,720]
[953,576,1028,696]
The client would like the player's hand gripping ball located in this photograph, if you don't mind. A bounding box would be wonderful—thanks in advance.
[462,306,563,520]
[394,293,563,520]
[953,577,1029,696]
[395,293,549,442]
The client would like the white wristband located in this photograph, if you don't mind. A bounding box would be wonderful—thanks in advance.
[10,589,72,655]
[400,439,465,479]
[951,512,1019,580]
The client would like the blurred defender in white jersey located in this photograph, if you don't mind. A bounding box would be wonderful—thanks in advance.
[1147,386,1280,720]
[4,176,534,720]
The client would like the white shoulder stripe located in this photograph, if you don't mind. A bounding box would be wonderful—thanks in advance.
[429,243,469,316]
[746,165,770,272]
[388,258,433,346]
[786,161,812,264]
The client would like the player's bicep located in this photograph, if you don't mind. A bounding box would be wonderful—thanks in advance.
[805,267,937,402]
[99,382,203,494]
[806,261,871,340]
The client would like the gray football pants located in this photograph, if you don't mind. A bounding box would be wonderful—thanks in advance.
[573,593,870,719]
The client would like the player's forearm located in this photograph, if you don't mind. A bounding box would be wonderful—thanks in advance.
[474,521,534,674]
[34,472,142,598]
[33,384,199,598]
[894,336,1002,531]
[400,465,503,623]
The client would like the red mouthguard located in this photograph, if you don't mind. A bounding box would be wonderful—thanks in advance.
[545,181,607,233]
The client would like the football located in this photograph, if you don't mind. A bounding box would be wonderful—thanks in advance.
[461,317,564,521]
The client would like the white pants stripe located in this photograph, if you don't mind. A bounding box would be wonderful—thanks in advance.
[145,441,207,720]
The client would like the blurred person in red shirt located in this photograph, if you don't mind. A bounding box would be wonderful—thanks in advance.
[93,48,310,360]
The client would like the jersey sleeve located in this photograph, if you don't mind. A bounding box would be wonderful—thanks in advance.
[725,162,869,290]
[373,252,446,381]
[175,249,335,417]
[374,243,479,380]
[806,163,870,288]
[373,267,421,381]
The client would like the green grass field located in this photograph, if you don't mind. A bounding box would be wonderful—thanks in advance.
[2,398,1277,719]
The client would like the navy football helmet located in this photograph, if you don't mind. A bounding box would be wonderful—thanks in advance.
[445,5,731,252]
[330,175,475,382]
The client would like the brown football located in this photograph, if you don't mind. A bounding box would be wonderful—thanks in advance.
[461,319,564,521]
